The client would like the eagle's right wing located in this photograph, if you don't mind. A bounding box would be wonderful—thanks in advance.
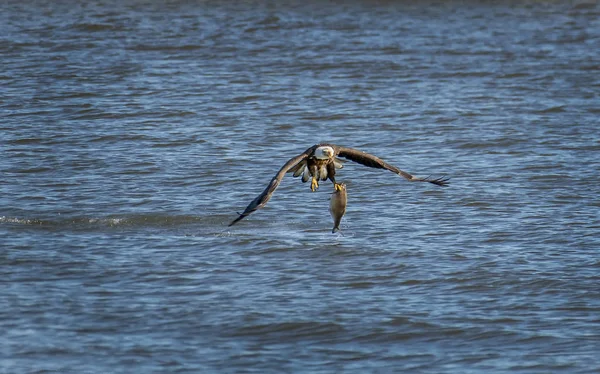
[229,151,311,226]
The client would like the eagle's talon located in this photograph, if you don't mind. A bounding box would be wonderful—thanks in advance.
[311,177,319,192]
[334,183,343,191]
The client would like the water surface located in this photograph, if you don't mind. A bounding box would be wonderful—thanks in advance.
[2,1,599,373]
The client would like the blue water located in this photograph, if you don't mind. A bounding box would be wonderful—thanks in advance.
[2,1,600,373]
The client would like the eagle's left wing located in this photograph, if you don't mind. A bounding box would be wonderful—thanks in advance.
[229,151,311,226]
[334,145,449,187]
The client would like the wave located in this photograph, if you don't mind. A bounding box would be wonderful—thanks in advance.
[0,214,231,231]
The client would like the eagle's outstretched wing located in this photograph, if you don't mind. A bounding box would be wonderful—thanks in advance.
[333,145,449,187]
[229,151,311,226]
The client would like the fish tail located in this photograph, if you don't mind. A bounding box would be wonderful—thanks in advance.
[332,226,340,233]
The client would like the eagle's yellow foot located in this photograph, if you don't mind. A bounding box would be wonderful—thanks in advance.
[334,183,343,191]
[311,177,319,192]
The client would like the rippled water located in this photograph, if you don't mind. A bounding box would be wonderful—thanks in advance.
[2,1,600,373]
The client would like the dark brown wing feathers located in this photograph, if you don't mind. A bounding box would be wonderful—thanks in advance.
[228,149,313,226]
[334,145,449,187]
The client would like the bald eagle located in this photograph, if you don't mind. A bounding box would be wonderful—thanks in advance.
[229,143,449,226]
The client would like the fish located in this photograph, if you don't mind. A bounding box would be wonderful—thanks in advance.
[329,183,347,233]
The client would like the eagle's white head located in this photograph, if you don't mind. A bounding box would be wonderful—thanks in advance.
[314,146,334,160]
